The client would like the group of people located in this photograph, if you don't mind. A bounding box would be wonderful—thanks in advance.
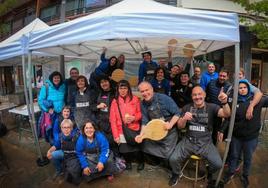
[37,48,267,188]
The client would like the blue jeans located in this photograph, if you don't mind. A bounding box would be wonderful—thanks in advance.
[228,136,258,176]
[51,150,64,173]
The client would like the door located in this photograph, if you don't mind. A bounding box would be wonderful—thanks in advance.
[251,59,262,89]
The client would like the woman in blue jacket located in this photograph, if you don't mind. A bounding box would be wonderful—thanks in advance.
[76,120,117,182]
[38,71,65,114]
[38,71,65,144]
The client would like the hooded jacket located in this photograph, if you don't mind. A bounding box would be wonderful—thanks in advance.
[233,80,268,140]
[38,79,65,113]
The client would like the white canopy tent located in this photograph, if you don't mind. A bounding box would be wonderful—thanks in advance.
[28,0,239,59]
[0,18,50,61]
[0,18,51,166]
[6,0,241,181]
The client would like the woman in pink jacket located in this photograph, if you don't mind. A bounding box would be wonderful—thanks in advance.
[110,80,144,171]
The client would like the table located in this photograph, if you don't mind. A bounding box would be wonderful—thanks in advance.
[9,103,40,140]
[9,102,40,116]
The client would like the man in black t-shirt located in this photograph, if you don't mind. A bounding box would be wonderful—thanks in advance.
[168,85,230,187]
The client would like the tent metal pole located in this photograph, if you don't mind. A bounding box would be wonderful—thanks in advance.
[22,55,31,123]
[27,51,47,165]
[215,43,240,187]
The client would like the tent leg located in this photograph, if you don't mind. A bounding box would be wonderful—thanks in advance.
[27,51,49,166]
[215,43,240,187]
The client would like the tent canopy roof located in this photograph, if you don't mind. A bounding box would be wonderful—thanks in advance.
[28,0,240,59]
[0,18,50,61]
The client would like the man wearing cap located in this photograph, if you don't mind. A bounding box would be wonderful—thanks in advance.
[138,51,158,83]
[200,62,219,90]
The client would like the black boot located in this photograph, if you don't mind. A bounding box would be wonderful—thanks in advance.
[126,162,132,170]
[168,173,179,187]
[240,175,249,188]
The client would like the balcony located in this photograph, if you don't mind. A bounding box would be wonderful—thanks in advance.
[40,0,177,25]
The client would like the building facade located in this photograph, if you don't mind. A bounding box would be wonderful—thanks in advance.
[0,0,267,94]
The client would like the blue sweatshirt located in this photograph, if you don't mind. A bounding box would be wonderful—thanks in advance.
[200,71,218,91]
[53,128,79,150]
[94,53,110,76]
[76,132,110,169]
[138,60,158,83]
[151,78,170,96]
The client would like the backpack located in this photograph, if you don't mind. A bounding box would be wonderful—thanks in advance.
[0,122,7,137]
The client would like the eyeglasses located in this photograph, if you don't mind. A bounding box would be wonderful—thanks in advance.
[62,126,71,129]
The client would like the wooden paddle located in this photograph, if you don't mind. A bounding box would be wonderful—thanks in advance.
[168,39,178,52]
[183,44,195,57]
[141,119,168,141]
[111,69,125,82]
[128,76,138,87]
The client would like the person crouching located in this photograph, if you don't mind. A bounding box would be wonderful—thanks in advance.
[47,119,81,184]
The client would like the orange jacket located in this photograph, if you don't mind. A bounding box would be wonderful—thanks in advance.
[110,95,141,140]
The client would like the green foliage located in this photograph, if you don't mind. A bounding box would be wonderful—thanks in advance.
[0,0,18,16]
[0,0,18,35]
[233,0,268,48]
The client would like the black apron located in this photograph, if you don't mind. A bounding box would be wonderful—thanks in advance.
[142,97,178,159]
[83,138,116,182]
[96,93,111,134]
[61,134,82,185]
[145,62,157,82]
[186,104,212,148]
[154,82,166,94]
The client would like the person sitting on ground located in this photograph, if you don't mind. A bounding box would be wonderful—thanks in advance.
[138,51,158,83]
[200,62,219,90]
[89,47,118,90]
[135,81,180,167]
[47,119,81,184]
[222,80,268,188]
[169,85,230,187]
[151,67,171,96]
[76,120,118,182]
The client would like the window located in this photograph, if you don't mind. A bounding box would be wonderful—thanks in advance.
[85,0,106,7]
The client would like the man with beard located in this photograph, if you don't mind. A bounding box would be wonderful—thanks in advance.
[205,68,232,144]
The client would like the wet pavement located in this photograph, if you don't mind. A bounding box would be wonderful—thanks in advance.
[1,110,268,188]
